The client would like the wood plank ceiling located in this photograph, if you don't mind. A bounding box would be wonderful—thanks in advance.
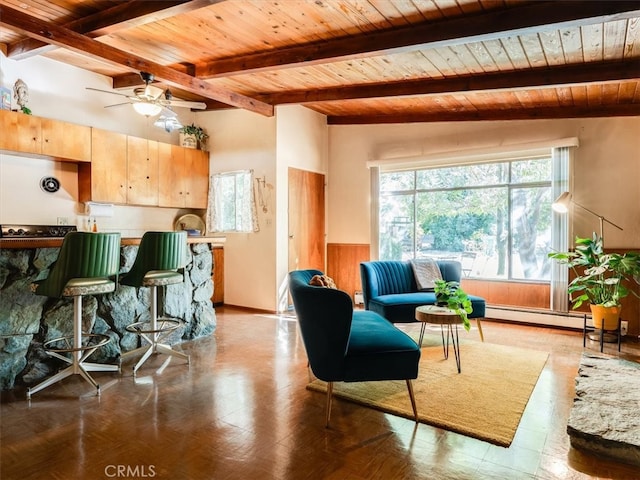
[1,0,639,124]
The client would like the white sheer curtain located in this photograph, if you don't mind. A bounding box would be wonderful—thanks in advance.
[206,169,259,233]
[550,146,572,312]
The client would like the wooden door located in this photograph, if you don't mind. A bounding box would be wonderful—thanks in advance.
[288,168,325,274]
[127,136,159,206]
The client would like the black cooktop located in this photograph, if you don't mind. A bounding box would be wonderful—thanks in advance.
[0,224,77,238]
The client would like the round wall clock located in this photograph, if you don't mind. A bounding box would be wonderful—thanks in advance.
[40,176,60,193]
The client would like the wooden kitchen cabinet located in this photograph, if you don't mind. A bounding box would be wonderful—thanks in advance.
[0,111,90,162]
[79,128,128,204]
[212,246,224,305]
[158,146,209,208]
[184,149,209,208]
[41,118,91,162]
[158,144,185,207]
[1,109,207,208]
[0,110,41,154]
[127,136,159,206]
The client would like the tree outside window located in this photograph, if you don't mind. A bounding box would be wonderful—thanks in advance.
[379,157,552,281]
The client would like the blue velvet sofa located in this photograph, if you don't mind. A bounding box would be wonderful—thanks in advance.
[360,260,486,324]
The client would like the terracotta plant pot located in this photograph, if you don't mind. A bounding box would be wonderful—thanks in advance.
[589,304,621,331]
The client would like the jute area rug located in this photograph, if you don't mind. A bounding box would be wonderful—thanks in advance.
[307,337,549,447]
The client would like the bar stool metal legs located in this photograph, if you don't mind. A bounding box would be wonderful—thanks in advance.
[120,231,190,376]
[27,295,119,399]
[125,285,190,376]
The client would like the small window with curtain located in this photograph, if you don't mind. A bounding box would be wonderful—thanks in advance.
[207,170,259,233]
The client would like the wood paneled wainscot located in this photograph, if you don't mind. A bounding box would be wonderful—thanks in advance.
[326,243,371,301]
[158,145,209,209]
[0,110,90,162]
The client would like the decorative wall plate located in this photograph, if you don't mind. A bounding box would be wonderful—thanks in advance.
[174,214,206,236]
[40,176,60,193]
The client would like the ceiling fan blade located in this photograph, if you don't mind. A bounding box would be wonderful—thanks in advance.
[160,106,177,117]
[86,87,132,99]
[167,99,207,110]
[147,85,164,99]
[104,102,132,108]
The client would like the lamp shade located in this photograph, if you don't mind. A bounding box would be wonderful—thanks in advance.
[132,101,162,117]
[552,191,572,213]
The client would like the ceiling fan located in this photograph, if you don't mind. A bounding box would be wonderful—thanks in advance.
[86,71,207,117]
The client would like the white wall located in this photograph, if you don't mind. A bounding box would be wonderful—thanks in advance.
[276,105,328,310]
[205,108,277,310]
[328,118,640,249]
[0,53,194,236]
[204,105,328,312]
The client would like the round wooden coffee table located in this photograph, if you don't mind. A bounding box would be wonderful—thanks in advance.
[415,305,463,373]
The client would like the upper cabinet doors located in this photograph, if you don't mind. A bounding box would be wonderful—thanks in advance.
[82,128,128,204]
[0,110,90,162]
[127,136,159,206]
[1,110,209,208]
[159,146,209,209]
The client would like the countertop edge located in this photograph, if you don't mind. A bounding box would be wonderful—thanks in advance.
[0,236,225,249]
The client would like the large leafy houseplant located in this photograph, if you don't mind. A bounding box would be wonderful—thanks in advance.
[434,280,473,331]
[548,234,640,328]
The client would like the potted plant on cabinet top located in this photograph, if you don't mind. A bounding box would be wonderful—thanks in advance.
[548,233,640,330]
[434,279,473,331]
[179,123,208,150]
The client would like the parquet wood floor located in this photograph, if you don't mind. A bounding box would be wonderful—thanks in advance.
[1,307,639,479]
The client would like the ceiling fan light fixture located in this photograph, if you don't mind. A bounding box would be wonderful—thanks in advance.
[154,114,183,132]
[132,102,162,117]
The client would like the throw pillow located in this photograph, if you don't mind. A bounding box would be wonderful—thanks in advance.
[309,274,337,289]
[410,258,442,291]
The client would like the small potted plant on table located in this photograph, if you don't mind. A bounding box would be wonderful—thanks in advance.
[434,279,473,331]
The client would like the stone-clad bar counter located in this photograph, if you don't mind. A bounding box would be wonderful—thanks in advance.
[0,237,219,390]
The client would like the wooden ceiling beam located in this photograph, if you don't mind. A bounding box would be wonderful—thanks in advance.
[113,64,196,89]
[327,105,640,125]
[257,60,640,105]
[7,1,222,60]
[0,4,273,116]
[196,1,640,78]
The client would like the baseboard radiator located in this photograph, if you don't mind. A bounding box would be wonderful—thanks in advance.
[486,305,585,330]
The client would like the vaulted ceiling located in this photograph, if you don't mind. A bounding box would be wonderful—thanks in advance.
[1,0,639,124]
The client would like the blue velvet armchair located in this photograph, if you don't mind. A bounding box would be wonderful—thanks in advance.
[288,269,421,427]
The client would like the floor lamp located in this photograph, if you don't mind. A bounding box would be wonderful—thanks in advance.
[551,191,624,343]
[551,191,623,239]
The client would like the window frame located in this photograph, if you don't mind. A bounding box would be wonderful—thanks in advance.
[377,156,554,282]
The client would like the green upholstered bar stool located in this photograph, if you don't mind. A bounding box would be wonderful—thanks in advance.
[120,231,190,376]
[28,232,121,399]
